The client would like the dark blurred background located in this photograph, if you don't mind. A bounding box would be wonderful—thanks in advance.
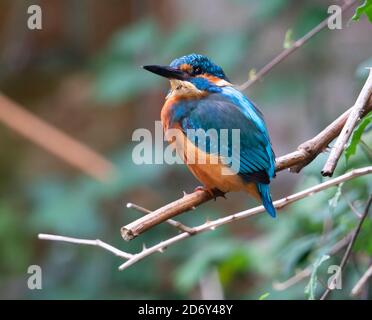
[0,0,371,299]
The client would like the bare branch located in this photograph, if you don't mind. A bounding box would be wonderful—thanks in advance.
[38,167,371,272]
[118,167,371,270]
[320,195,372,300]
[322,69,372,176]
[351,264,372,297]
[122,191,212,240]
[126,202,195,234]
[238,0,357,91]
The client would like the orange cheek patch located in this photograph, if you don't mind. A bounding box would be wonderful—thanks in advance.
[199,74,220,83]
[179,63,193,73]
[198,74,231,86]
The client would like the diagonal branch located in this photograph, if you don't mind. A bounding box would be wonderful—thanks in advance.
[351,263,372,297]
[238,0,357,91]
[0,94,116,182]
[322,69,372,176]
[38,166,372,271]
[126,202,195,234]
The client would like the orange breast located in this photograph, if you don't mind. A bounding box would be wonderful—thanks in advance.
[164,125,249,194]
[160,93,260,199]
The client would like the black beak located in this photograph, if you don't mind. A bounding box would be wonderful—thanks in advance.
[143,65,189,80]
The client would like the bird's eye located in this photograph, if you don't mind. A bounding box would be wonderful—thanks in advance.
[193,66,202,75]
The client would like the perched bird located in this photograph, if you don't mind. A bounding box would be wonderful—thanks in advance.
[143,54,276,217]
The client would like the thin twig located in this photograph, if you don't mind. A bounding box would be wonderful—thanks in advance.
[238,0,357,91]
[126,202,152,214]
[320,195,372,300]
[351,264,372,297]
[126,202,195,234]
[342,192,362,218]
[38,234,133,259]
[273,268,312,291]
[322,70,372,176]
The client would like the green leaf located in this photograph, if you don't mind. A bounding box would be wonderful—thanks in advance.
[283,29,294,49]
[345,112,372,161]
[258,292,270,300]
[352,0,372,23]
[305,255,330,300]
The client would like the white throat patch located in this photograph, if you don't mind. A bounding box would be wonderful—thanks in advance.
[166,80,203,99]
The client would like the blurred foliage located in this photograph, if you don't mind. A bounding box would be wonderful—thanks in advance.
[0,0,371,300]
[92,17,250,104]
[92,0,300,105]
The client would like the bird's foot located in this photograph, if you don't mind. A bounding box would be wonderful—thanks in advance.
[211,188,227,200]
[193,186,226,201]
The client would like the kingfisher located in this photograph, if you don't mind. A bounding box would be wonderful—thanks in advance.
[143,54,276,217]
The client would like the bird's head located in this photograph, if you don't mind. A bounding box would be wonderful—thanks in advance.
[143,54,231,98]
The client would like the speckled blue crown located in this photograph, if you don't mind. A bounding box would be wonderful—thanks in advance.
[170,53,228,80]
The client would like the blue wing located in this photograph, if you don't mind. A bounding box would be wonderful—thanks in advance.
[177,91,275,184]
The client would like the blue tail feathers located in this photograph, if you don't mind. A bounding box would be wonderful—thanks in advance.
[257,183,276,218]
